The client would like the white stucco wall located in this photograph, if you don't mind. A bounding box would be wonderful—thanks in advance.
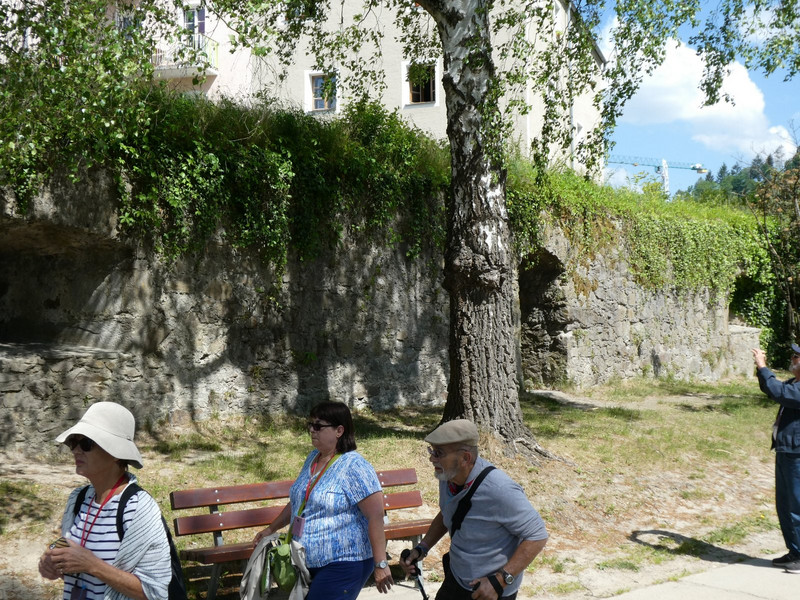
[160,0,603,157]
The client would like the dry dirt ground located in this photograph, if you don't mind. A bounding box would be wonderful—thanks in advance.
[0,390,786,600]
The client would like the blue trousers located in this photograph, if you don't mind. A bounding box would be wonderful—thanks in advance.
[775,452,800,555]
[306,558,374,600]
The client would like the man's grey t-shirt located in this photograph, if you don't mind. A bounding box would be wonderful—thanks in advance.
[438,456,549,595]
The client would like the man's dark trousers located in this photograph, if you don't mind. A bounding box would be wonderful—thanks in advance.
[776,452,800,555]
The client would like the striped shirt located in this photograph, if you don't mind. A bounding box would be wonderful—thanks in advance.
[60,475,171,600]
[290,450,382,568]
[63,492,139,600]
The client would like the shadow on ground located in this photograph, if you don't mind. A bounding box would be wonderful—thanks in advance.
[630,529,757,564]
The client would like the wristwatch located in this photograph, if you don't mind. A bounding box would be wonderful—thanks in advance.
[500,568,515,585]
[375,560,389,569]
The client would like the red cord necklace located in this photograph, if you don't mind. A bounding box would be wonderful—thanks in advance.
[79,474,128,547]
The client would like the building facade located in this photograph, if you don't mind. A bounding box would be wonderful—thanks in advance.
[149,0,604,163]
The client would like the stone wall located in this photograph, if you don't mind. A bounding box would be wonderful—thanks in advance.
[519,222,760,388]
[0,175,760,454]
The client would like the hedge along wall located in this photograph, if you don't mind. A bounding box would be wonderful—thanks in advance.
[0,169,761,456]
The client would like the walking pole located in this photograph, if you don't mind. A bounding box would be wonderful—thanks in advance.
[400,549,429,600]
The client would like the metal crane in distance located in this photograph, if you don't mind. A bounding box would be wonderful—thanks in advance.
[608,155,708,195]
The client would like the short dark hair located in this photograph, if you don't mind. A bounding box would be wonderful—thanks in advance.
[309,401,357,453]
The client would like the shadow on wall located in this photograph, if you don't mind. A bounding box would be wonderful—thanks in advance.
[0,177,449,452]
[519,249,569,388]
[0,224,133,346]
[651,349,662,377]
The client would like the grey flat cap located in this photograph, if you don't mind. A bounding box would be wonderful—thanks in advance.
[424,419,479,446]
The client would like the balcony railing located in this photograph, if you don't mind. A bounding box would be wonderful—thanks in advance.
[151,33,219,73]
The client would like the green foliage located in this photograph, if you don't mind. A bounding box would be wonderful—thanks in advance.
[675,151,800,353]
[674,155,782,206]
[116,92,295,265]
[745,151,800,348]
[2,74,449,271]
[689,0,800,103]
[0,0,177,206]
[509,170,772,300]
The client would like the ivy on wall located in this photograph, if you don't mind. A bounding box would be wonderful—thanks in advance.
[510,167,770,294]
[507,167,777,347]
[1,85,777,340]
[50,89,450,273]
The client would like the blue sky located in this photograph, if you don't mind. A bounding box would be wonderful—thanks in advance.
[604,39,799,195]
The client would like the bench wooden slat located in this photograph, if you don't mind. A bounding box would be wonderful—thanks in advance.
[170,480,294,510]
[376,468,417,487]
[173,504,285,536]
[181,519,432,566]
[383,490,423,511]
[384,519,432,540]
[181,542,255,565]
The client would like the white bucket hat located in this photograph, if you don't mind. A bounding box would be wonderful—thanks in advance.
[55,402,143,469]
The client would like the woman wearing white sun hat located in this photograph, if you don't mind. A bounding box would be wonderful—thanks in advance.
[38,402,172,600]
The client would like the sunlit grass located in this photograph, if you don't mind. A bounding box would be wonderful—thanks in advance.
[521,376,775,475]
[3,375,783,600]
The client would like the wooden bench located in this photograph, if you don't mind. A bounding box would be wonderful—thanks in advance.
[170,468,431,600]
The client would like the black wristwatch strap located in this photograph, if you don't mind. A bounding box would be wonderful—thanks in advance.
[488,574,504,597]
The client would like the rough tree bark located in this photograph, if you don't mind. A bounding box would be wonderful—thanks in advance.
[422,0,550,457]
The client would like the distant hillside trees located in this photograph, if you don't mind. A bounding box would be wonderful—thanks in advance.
[676,152,797,206]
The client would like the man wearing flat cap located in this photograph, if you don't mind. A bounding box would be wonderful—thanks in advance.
[753,344,800,574]
[401,419,548,599]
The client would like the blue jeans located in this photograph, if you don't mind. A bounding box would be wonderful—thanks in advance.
[775,452,800,555]
[306,558,374,600]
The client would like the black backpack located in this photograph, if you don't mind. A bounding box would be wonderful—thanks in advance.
[74,483,188,600]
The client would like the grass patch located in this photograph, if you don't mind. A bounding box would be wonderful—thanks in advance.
[3,375,783,600]
[545,581,585,594]
[521,376,775,475]
[0,480,54,534]
[596,558,640,571]
[532,554,573,573]
[150,435,223,458]
[705,514,778,546]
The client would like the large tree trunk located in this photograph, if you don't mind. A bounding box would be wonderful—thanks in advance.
[427,0,530,445]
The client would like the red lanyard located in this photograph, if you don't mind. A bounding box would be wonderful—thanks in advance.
[79,474,128,547]
[298,453,339,515]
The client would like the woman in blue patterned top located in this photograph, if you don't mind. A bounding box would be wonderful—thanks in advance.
[254,401,394,598]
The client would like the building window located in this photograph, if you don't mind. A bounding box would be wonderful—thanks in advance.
[311,74,336,111]
[115,9,140,33]
[184,6,206,50]
[408,63,436,104]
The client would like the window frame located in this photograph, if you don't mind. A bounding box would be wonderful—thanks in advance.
[400,60,440,108]
[305,72,337,113]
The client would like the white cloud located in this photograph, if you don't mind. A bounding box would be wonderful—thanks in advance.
[604,166,630,188]
[618,40,796,160]
[603,165,670,192]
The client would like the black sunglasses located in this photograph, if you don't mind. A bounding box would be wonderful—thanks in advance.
[65,436,97,452]
[307,421,335,432]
